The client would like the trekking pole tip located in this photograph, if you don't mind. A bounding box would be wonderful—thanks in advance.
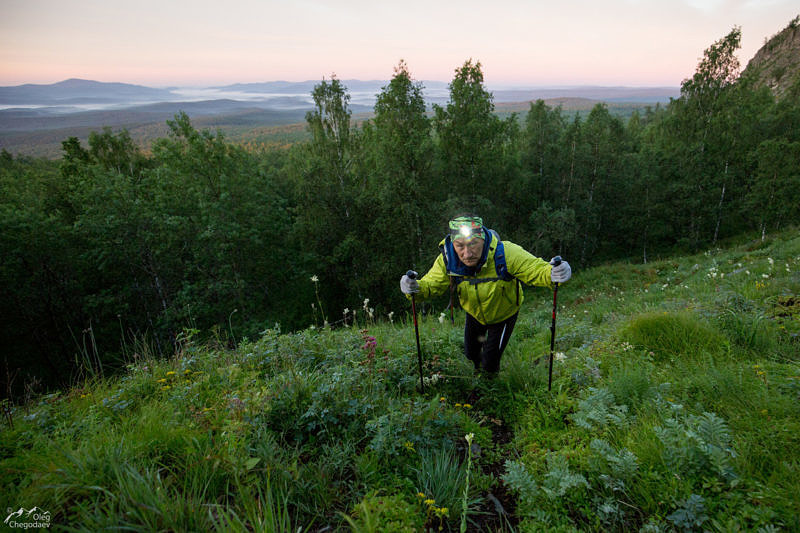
[550,256,562,267]
[406,270,418,279]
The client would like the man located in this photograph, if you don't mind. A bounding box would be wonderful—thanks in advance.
[400,215,571,374]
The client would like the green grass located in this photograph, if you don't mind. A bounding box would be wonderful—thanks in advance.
[1,229,799,531]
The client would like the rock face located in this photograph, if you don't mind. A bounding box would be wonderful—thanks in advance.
[742,16,800,100]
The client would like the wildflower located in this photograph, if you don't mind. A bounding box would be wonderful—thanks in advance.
[425,499,436,506]
[455,403,462,408]
[418,492,425,499]
[440,396,446,402]
[439,312,446,324]
[404,441,416,453]
[184,369,192,374]
[768,257,774,266]
[388,311,394,323]
[166,371,176,376]
[555,351,566,361]
[310,275,319,282]
[762,274,769,279]
[161,385,171,390]
[463,403,472,410]
[343,307,350,315]
[156,378,167,383]
[465,432,474,445]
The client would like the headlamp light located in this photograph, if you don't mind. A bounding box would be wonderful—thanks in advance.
[449,216,484,241]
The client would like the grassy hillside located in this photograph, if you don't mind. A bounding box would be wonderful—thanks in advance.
[1,230,798,531]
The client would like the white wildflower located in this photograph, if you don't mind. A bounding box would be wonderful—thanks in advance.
[438,312,446,324]
[555,352,566,361]
[762,274,769,279]
[310,275,319,282]
[768,257,774,266]
[465,433,474,445]
[388,311,394,323]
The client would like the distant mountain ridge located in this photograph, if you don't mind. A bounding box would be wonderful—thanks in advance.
[0,78,175,105]
[1,77,679,109]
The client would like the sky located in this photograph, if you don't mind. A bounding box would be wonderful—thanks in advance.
[1,0,797,88]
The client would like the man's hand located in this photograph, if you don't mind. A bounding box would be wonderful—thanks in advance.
[400,273,420,294]
[550,259,572,283]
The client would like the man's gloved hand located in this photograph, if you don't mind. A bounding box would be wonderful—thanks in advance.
[550,259,572,283]
[400,273,420,294]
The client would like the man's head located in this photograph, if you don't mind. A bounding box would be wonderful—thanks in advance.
[449,215,485,267]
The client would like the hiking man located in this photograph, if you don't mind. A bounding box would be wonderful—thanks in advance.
[400,215,571,374]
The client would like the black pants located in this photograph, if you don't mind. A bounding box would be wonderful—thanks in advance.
[464,312,519,373]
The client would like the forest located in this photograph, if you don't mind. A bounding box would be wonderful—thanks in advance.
[1,27,799,398]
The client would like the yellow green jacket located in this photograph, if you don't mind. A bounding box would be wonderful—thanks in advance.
[412,233,554,325]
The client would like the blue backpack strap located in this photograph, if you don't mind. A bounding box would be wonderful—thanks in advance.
[488,230,515,282]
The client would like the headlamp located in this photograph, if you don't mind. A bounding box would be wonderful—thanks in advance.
[449,216,484,241]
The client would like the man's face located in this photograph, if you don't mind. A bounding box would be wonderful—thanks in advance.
[452,237,484,267]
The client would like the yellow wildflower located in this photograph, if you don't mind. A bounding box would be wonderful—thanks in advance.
[439,397,446,402]
[166,371,176,376]
[417,492,425,499]
[424,499,435,506]
[455,403,462,408]
[156,378,167,383]
[463,403,472,410]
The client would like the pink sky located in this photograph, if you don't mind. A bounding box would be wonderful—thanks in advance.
[1,0,797,87]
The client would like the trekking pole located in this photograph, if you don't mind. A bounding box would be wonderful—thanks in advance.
[548,256,562,392]
[407,270,425,393]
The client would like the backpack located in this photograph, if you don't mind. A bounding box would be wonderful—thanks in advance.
[439,229,520,313]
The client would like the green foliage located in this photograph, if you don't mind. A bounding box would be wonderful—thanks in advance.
[654,410,737,482]
[570,387,629,430]
[666,494,709,532]
[621,311,728,360]
[343,491,423,533]
[501,459,539,514]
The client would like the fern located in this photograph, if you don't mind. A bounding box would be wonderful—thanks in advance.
[571,387,629,430]
[654,411,737,481]
[501,460,539,515]
[590,439,639,480]
[542,454,589,498]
